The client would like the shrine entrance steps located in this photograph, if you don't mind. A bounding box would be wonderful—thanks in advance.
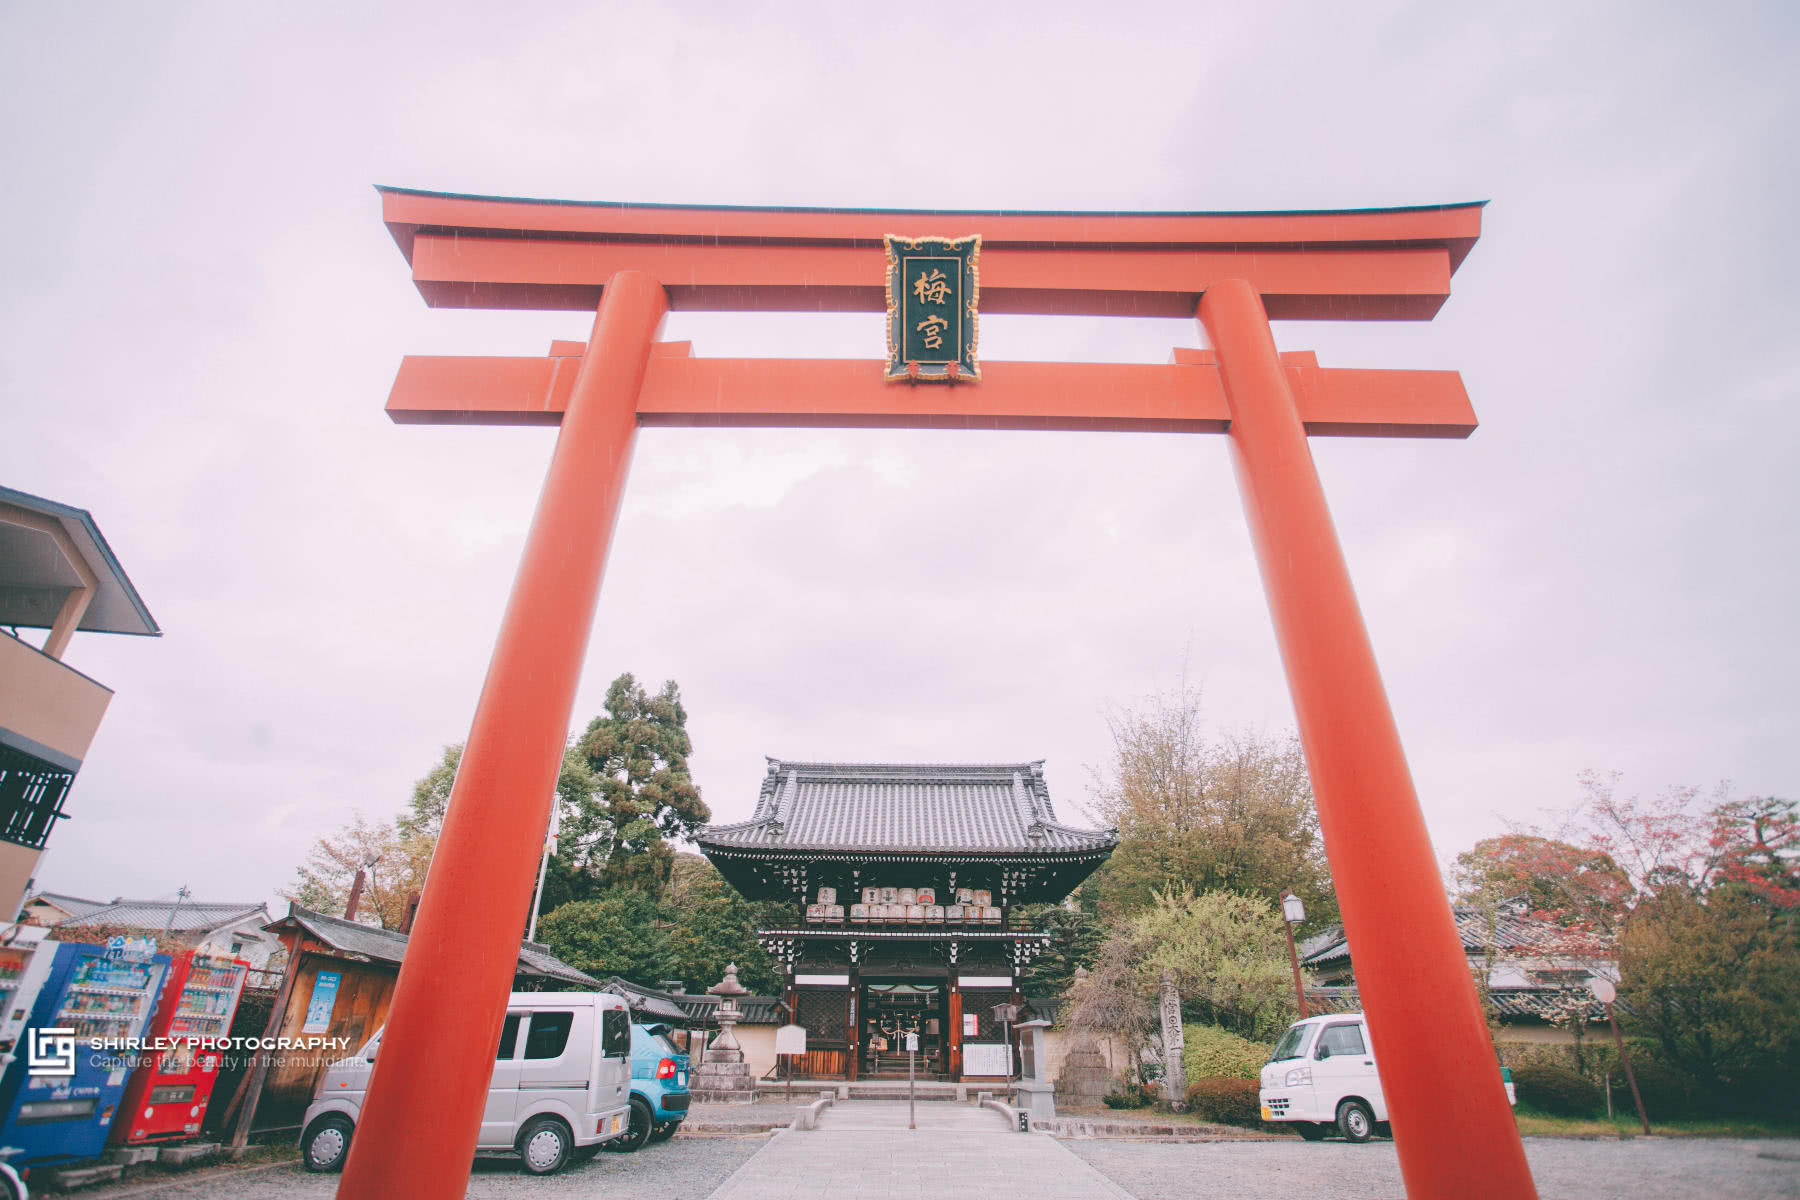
[788,1079,1007,1102]
[814,1100,1012,1132]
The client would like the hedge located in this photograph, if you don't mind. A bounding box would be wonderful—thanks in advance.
[1181,1024,1273,1082]
[1185,1076,1261,1126]
[1512,1063,1602,1116]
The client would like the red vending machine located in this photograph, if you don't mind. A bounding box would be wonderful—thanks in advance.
[110,949,249,1144]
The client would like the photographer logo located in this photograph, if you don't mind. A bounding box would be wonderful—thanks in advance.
[27,1027,77,1077]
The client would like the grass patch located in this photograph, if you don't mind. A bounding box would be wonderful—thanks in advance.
[1512,1102,1800,1139]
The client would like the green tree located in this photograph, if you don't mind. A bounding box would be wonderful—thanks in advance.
[535,890,678,984]
[573,674,709,895]
[1088,688,1334,928]
[1619,885,1800,1107]
[663,858,784,995]
[1020,888,1109,1000]
[1132,886,1299,1040]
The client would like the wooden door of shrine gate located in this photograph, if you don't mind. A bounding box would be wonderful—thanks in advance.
[339,189,1537,1200]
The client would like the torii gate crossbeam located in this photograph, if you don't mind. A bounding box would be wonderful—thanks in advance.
[337,190,1537,1200]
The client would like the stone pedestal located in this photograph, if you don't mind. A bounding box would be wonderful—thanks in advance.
[691,1043,757,1104]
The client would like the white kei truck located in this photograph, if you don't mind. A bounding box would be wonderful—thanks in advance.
[299,991,633,1176]
[1258,1011,1514,1142]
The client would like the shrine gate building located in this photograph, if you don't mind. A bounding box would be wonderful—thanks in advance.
[697,759,1115,1082]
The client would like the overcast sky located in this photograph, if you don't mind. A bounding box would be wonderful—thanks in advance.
[2,2,1794,918]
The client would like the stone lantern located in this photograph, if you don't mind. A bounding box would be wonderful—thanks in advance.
[692,963,757,1104]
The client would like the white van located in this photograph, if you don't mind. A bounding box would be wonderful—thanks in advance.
[1258,1012,1389,1142]
[1258,1010,1514,1143]
[300,991,633,1176]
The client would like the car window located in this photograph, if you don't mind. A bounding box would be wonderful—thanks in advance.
[523,1011,574,1060]
[1317,1023,1367,1058]
[1269,1022,1313,1062]
[602,1007,629,1058]
[496,1013,521,1060]
[363,1031,382,1062]
[651,1029,679,1056]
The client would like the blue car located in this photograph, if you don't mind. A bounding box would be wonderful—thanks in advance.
[608,1023,689,1153]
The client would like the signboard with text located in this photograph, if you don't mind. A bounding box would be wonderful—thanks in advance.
[884,234,980,382]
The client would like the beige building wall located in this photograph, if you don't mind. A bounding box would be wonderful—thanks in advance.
[0,633,113,762]
[724,1022,779,1084]
[0,634,115,920]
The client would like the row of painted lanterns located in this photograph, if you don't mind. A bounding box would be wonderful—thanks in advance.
[804,885,1002,925]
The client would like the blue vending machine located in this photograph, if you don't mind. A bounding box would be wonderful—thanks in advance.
[0,940,170,1169]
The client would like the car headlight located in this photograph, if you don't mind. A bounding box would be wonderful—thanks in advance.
[1284,1067,1312,1087]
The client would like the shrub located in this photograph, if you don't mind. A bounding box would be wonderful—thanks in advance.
[1513,1063,1602,1116]
[1615,1059,1697,1120]
[1103,1088,1149,1110]
[1182,1024,1272,1082]
[1185,1076,1261,1126]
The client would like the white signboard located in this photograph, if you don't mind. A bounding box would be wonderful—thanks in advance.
[962,1043,1012,1076]
[905,1033,919,1052]
[775,1024,807,1055]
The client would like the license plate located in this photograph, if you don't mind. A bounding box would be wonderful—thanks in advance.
[678,1072,687,1087]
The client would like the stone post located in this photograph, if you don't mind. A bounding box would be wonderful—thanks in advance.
[1015,1018,1057,1122]
[1159,969,1187,1111]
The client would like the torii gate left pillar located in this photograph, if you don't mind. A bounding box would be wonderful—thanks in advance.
[338,190,1537,1200]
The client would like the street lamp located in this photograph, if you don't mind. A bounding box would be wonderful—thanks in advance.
[1590,977,1650,1134]
[1281,892,1308,1019]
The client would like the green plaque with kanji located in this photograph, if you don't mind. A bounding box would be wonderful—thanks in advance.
[884,234,980,382]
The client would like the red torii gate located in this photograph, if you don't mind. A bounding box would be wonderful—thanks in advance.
[341,188,1537,1200]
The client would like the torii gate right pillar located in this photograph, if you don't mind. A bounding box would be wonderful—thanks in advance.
[1202,278,1536,1199]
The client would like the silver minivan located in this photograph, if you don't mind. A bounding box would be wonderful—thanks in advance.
[300,991,633,1176]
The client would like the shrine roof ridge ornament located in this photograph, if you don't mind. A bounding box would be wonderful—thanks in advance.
[376,186,1484,319]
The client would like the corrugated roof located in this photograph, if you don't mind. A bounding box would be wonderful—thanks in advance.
[58,899,270,935]
[699,759,1117,855]
[265,905,599,988]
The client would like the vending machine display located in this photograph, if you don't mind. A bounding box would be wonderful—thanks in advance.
[0,927,58,1065]
[112,950,250,1144]
[0,941,171,1169]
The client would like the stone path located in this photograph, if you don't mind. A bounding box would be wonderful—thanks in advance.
[704,1101,1131,1200]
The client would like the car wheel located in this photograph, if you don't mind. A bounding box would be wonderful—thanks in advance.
[606,1097,653,1153]
[0,1166,24,1200]
[1295,1122,1328,1141]
[517,1116,573,1176]
[648,1120,679,1143]
[302,1114,355,1173]
[1337,1099,1375,1144]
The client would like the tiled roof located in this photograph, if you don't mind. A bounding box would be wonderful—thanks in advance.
[265,905,599,988]
[1301,906,1608,967]
[698,759,1117,855]
[598,977,695,1025]
[57,898,271,935]
[1305,985,1623,1021]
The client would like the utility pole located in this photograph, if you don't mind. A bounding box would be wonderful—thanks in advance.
[527,799,560,943]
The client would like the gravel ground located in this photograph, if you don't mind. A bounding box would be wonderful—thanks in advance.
[58,1132,774,1199]
[1065,1136,1800,1200]
[682,1101,810,1130]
